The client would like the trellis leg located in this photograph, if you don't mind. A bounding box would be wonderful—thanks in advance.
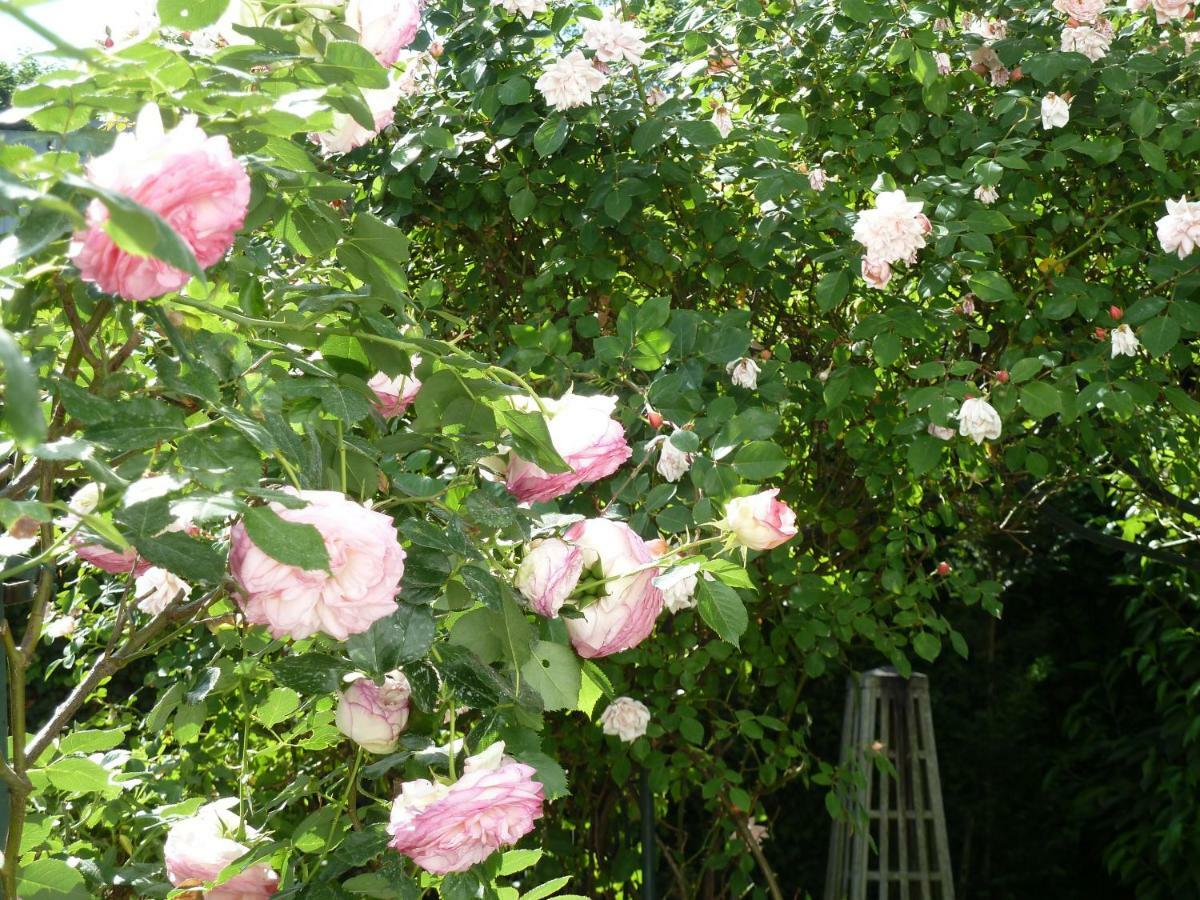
[917,681,955,899]
[905,687,932,898]
[825,677,857,900]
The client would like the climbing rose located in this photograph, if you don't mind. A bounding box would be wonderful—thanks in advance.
[335,672,412,753]
[494,0,547,16]
[1041,93,1071,129]
[1127,0,1149,9]
[73,541,151,576]
[726,356,760,389]
[974,185,999,205]
[964,15,1007,43]
[1053,0,1106,21]
[808,167,828,191]
[1150,0,1192,21]
[69,103,250,301]
[387,742,544,874]
[562,518,663,658]
[229,490,405,641]
[956,397,1002,444]
[852,189,931,266]
[1060,22,1111,61]
[599,697,651,741]
[346,0,421,67]
[1156,196,1200,258]
[516,538,583,618]
[935,51,952,75]
[581,13,647,64]
[134,566,190,615]
[313,80,402,155]
[927,423,956,441]
[504,392,631,503]
[861,257,893,290]
[536,50,607,111]
[719,489,798,551]
[655,434,693,482]
[1111,324,1141,358]
[712,104,734,138]
[655,564,699,613]
[368,362,422,419]
[164,799,279,898]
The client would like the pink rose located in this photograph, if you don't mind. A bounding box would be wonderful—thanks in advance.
[1151,0,1191,22]
[861,256,892,290]
[368,363,422,419]
[1157,196,1200,259]
[347,0,421,67]
[312,81,402,155]
[719,489,798,550]
[388,742,544,874]
[504,392,632,503]
[1053,0,1106,22]
[561,518,663,658]
[164,799,279,899]
[229,490,405,641]
[852,189,930,268]
[516,538,583,618]
[335,672,412,753]
[72,538,151,576]
[69,104,250,301]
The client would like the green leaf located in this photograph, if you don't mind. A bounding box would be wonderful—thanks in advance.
[522,877,572,900]
[1128,97,1158,137]
[1009,357,1043,383]
[1019,382,1062,420]
[965,210,1014,234]
[312,40,389,89]
[521,641,582,711]
[907,434,942,476]
[157,0,230,28]
[696,579,748,647]
[59,727,128,755]
[732,441,789,481]
[872,332,901,367]
[517,750,569,799]
[346,604,436,674]
[912,632,941,662]
[39,757,116,796]
[499,75,532,105]
[132,531,226,584]
[840,0,874,22]
[500,849,544,875]
[241,505,331,573]
[257,686,301,728]
[969,271,1015,302]
[494,406,570,473]
[815,270,849,311]
[16,858,88,900]
[675,120,722,147]
[533,116,569,157]
[632,118,669,154]
[509,187,536,222]
[1140,316,1179,357]
[271,653,351,695]
[0,327,47,447]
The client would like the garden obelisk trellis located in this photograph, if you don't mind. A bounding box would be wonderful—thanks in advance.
[824,668,954,900]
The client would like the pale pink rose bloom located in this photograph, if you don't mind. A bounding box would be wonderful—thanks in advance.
[1185,30,1200,54]
[504,393,632,503]
[135,566,190,615]
[1151,0,1192,21]
[852,189,930,266]
[69,104,250,301]
[712,105,734,138]
[956,397,1002,443]
[1127,0,1150,10]
[599,696,650,741]
[72,539,152,576]
[645,86,668,106]
[935,51,952,75]
[388,741,544,874]
[164,798,279,899]
[655,435,693,482]
[861,257,893,290]
[927,423,956,441]
[536,50,607,111]
[974,185,999,205]
[990,65,1010,86]
[808,166,828,191]
[495,0,548,17]
[748,822,769,845]
[562,518,663,658]
[965,16,1007,43]
[313,80,403,155]
[1061,22,1111,61]
[335,672,412,753]
[347,0,421,67]
[581,13,648,64]
[1156,196,1200,258]
[933,17,951,31]
[960,295,977,316]
[368,360,422,419]
[516,538,583,617]
[229,490,405,641]
[719,489,798,551]
[1041,93,1071,129]
[726,357,760,389]
[1053,0,1106,22]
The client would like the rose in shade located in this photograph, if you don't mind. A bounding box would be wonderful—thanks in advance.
[504,392,632,503]
[229,490,405,641]
[387,741,544,874]
[562,518,663,658]
[368,359,422,419]
[516,538,583,618]
[69,103,250,301]
[335,672,412,753]
[956,397,1002,444]
[719,489,798,551]
[599,696,651,741]
[164,798,279,899]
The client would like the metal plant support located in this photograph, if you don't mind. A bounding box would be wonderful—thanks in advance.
[824,667,954,900]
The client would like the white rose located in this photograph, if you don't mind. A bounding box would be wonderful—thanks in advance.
[1111,324,1140,358]
[134,567,191,615]
[712,105,734,138]
[726,357,761,389]
[974,185,999,205]
[956,397,1002,444]
[1041,93,1071,130]
[599,696,651,742]
[536,50,607,111]
[653,563,700,613]
[656,434,694,482]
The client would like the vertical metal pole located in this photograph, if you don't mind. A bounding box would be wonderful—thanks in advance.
[0,593,9,900]
[640,768,656,900]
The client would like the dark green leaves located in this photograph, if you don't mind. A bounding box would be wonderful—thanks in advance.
[0,327,46,447]
[271,653,351,695]
[346,605,436,675]
[697,579,748,647]
[132,531,227,584]
[241,506,331,573]
[533,116,570,157]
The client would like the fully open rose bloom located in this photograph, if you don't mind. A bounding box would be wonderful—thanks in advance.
[582,13,647,64]
[719,489,798,551]
[1041,93,1071,129]
[726,356,760,389]
[1150,0,1192,21]
[135,566,190,615]
[536,50,607,111]
[516,538,583,617]
[347,0,421,66]
[229,490,405,640]
[495,0,548,16]
[164,798,279,898]
[562,518,663,658]
[368,359,422,419]
[69,103,250,301]
[1111,324,1141,357]
[335,672,412,753]
[1053,0,1106,21]
[387,742,544,874]
[1060,22,1111,61]
[504,392,632,503]
[1157,196,1200,259]
[313,80,403,155]
[852,189,931,270]
[956,397,1002,444]
[599,696,651,741]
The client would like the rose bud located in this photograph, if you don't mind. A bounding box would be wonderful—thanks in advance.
[1109,305,1124,321]
[719,489,798,550]
[1094,327,1108,340]
[335,672,412,754]
[936,561,952,576]
[516,538,583,618]
[995,369,1009,383]
[645,405,664,429]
